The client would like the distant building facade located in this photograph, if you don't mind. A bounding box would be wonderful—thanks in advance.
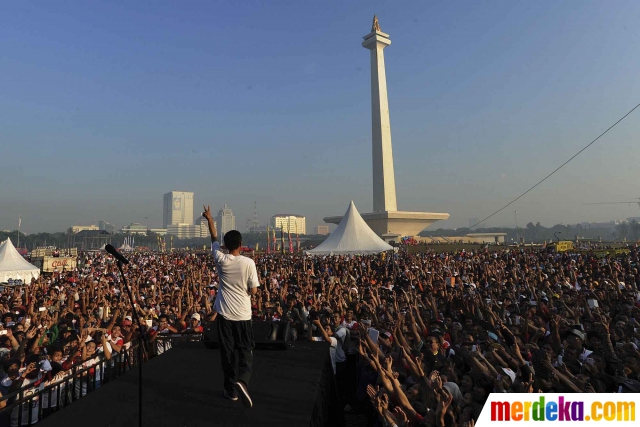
[98,221,115,234]
[163,191,194,228]
[68,225,99,234]
[166,224,198,239]
[216,204,236,236]
[149,228,167,236]
[272,215,306,234]
[313,225,329,235]
[195,217,212,238]
[121,223,148,235]
[577,221,623,231]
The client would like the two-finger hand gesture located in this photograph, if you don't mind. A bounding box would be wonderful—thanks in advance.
[202,205,213,221]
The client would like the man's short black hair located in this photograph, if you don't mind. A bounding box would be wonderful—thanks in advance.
[224,230,242,251]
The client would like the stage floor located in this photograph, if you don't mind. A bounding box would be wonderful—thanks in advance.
[39,341,338,427]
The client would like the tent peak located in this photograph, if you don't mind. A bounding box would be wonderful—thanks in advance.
[306,202,392,255]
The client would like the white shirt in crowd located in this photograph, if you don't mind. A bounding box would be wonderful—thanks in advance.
[211,241,260,321]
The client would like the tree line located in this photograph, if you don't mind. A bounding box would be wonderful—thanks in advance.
[419,220,640,243]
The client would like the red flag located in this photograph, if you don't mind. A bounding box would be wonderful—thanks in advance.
[288,230,293,253]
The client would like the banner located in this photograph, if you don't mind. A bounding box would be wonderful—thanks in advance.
[479,393,637,426]
[41,257,77,273]
[556,241,574,252]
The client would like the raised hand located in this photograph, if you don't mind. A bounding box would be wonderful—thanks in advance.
[440,388,453,411]
[379,392,389,411]
[393,407,409,426]
[24,362,37,376]
[384,355,393,371]
[366,384,380,401]
[202,205,213,221]
[25,326,37,340]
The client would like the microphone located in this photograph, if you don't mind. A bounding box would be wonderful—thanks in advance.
[105,244,130,265]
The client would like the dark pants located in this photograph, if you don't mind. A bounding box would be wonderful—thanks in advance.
[335,360,348,406]
[217,316,255,392]
[345,353,358,404]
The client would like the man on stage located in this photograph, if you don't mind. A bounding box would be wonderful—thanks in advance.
[203,205,260,408]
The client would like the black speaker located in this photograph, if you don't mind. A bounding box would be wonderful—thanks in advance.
[203,321,220,349]
[203,320,291,350]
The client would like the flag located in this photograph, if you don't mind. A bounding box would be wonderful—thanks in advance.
[288,228,293,253]
[18,215,21,228]
[266,226,271,254]
[280,225,285,253]
[295,222,300,252]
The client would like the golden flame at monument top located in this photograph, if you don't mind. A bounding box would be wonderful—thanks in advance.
[372,15,380,32]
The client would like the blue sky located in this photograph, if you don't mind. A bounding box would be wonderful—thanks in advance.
[2,1,640,233]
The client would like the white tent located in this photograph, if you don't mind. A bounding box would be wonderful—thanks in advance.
[0,238,40,283]
[306,201,393,255]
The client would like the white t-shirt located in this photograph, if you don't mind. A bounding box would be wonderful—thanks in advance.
[212,241,260,321]
[333,327,347,363]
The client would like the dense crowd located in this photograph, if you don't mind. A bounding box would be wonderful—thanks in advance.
[1,244,639,426]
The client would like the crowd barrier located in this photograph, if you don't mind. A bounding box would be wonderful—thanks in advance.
[0,334,203,426]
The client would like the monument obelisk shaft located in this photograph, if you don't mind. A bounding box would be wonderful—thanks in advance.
[362,16,397,213]
[323,16,450,237]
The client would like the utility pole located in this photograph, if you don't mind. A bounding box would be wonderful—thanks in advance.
[514,211,519,244]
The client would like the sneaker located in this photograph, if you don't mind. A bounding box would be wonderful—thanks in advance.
[232,380,253,408]
[223,389,238,401]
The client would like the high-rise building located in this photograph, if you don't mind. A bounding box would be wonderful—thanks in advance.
[216,204,236,236]
[195,216,213,238]
[313,225,329,235]
[163,191,194,228]
[272,215,306,235]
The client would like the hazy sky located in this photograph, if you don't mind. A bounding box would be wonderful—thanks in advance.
[2,1,640,234]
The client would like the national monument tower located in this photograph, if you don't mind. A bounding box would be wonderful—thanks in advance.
[324,16,449,240]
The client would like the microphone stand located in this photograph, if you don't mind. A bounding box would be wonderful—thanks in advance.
[115,260,144,427]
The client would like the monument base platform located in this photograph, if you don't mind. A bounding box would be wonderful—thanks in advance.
[324,210,449,237]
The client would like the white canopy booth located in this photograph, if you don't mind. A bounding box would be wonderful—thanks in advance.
[0,238,40,283]
[306,201,392,255]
